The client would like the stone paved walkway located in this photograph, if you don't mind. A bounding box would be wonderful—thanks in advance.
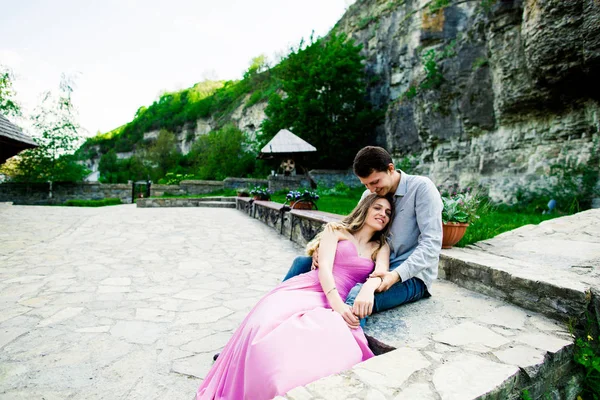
[0,204,301,399]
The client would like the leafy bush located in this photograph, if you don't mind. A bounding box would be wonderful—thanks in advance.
[158,172,196,185]
[250,186,271,200]
[260,33,381,169]
[65,198,121,207]
[395,155,420,174]
[574,332,600,399]
[98,151,149,183]
[513,139,600,214]
[441,191,482,224]
[187,125,266,180]
[286,190,319,203]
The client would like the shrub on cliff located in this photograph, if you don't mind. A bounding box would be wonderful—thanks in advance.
[185,124,267,180]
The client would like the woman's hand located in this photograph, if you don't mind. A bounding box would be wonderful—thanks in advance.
[311,246,319,270]
[333,303,360,329]
[352,287,375,319]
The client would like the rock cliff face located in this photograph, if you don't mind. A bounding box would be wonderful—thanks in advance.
[334,0,600,202]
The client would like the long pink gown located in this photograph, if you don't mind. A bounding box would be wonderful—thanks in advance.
[196,240,375,400]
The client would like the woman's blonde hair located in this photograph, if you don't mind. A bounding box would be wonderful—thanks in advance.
[306,193,394,261]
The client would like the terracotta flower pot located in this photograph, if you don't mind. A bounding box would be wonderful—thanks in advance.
[442,222,469,249]
[290,200,314,210]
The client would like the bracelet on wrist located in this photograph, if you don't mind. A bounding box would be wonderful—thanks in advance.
[326,287,338,296]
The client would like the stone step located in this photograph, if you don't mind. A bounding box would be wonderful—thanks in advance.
[193,201,236,208]
[281,280,580,400]
[438,209,600,325]
[195,196,236,202]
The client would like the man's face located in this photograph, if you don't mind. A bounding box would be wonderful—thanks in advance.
[358,166,395,196]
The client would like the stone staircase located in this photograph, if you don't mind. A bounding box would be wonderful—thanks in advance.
[136,196,236,208]
[279,280,579,400]
[271,210,600,399]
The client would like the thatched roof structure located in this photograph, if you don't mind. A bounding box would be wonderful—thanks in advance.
[258,129,316,159]
[0,114,37,164]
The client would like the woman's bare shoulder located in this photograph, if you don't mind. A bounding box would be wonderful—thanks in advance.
[324,222,349,238]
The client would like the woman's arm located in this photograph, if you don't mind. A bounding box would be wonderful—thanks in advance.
[317,226,360,329]
[352,243,390,319]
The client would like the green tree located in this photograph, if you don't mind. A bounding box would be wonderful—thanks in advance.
[12,74,88,182]
[260,33,381,168]
[188,125,260,180]
[243,54,269,80]
[0,65,21,117]
[145,129,180,180]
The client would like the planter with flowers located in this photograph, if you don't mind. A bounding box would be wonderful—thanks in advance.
[286,190,319,210]
[236,188,250,197]
[441,190,481,249]
[250,186,272,201]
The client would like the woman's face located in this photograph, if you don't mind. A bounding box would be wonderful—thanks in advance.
[366,198,392,231]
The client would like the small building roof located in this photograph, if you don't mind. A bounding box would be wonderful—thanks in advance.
[0,114,38,164]
[260,129,316,155]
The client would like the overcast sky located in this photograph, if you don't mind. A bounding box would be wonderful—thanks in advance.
[1,0,353,137]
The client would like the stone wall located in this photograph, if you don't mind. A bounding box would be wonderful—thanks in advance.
[267,175,312,192]
[223,177,268,190]
[309,169,362,188]
[235,197,343,247]
[179,180,224,195]
[0,182,132,205]
[335,0,600,203]
[0,176,318,205]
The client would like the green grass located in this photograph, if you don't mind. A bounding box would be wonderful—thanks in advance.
[270,187,365,215]
[456,208,563,247]
[64,198,122,207]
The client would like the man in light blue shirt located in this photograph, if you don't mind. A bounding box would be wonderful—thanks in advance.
[283,146,443,327]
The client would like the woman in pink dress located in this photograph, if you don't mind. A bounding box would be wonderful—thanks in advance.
[196,193,393,400]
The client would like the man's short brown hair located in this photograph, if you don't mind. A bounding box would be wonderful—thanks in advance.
[353,146,393,178]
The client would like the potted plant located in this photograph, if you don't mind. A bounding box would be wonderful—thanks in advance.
[236,188,250,197]
[250,186,272,201]
[286,189,319,210]
[441,189,481,249]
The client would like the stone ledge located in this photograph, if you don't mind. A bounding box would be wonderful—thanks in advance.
[439,250,588,323]
[136,197,236,208]
[281,280,580,400]
[439,209,600,325]
[236,198,342,247]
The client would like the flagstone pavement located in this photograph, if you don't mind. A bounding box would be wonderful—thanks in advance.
[0,204,302,399]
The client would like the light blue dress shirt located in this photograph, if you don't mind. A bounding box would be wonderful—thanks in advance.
[361,170,443,292]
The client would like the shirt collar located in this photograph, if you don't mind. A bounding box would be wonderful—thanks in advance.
[394,169,408,197]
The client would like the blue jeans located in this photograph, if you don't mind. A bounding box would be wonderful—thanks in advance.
[283,256,429,326]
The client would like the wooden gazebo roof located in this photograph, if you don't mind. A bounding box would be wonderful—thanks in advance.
[258,129,316,159]
[0,114,37,164]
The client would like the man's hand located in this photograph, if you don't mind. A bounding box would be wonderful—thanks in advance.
[333,303,360,329]
[369,271,400,292]
[311,246,320,270]
[352,288,375,319]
